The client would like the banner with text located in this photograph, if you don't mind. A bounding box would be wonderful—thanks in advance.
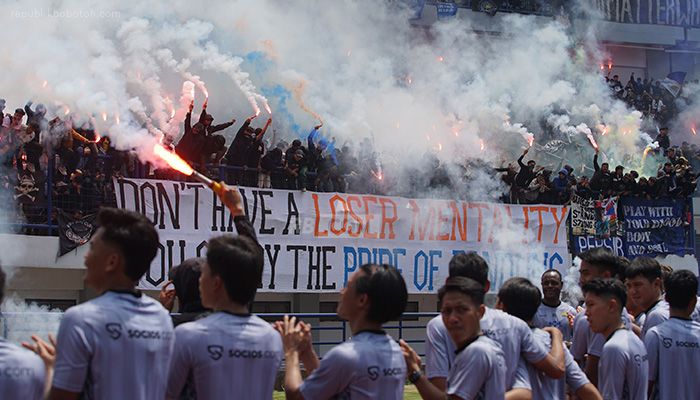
[114,178,571,293]
[587,0,700,27]
[571,195,619,238]
[621,197,688,258]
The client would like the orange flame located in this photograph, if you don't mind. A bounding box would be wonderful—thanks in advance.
[255,108,261,117]
[102,112,107,121]
[264,103,272,115]
[438,143,443,151]
[600,64,604,70]
[608,61,612,70]
[480,140,485,151]
[527,136,534,147]
[202,87,209,98]
[42,80,48,88]
[437,56,444,62]
[154,144,193,175]
[92,133,101,143]
[601,126,608,136]
[64,107,70,116]
[692,125,697,136]
[115,114,120,125]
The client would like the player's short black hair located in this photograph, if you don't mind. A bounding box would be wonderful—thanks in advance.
[448,252,489,286]
[541,269,562,281]
[169,257,206,313]
[582,278,627,312]
[97,208,159,281]
[356,264,408,324]
[206,234,263,305]
[578,248,625,279]
[664,270,698,309]
[438,276,485,306]
[625,257,662,283]
[498,277,541,322]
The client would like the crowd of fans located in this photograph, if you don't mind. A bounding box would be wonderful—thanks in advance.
[0,96,698,232]
[498,127,700,205]
[606,73,683,125]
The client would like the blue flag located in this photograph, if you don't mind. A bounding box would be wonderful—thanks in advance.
[436,1,458,19]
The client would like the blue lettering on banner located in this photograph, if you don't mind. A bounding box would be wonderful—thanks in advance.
[575,236,627,257]
[435,1,458,19]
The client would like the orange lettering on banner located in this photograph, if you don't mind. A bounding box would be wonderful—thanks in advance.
[521,206,530,244]
[329,194,348,236]
[449,201,468,241]
[379,197,398,240]
[347,196,363,237]
[550,206,567,244]
[436,204,451,241]
[312,194,328,237]
[530,205,549,242]
[487,204,510,244]
[468,203,490,242]
[408,200,436,240]
[363,196,379,239]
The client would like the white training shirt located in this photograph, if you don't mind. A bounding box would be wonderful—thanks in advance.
[52,291,174,400]
[571,306,633,359]
[0,338,46,400]
[598,329,648,400]
[644,317,700,400]
[425,308,548,388]
[527,328,589,400]
[532,301,577,341]
[166,312,283,400]
[447,335,506,400]
[640,300,669,340]
[299,330,405,400]
[690,296,700,322]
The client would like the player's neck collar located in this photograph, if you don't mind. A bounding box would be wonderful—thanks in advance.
[670,315,692,321]
[353,329,385,336]
[454,334,481,355]
[219,310,252,317]
[604,323,626,343]
[107,289,142,298]
[644,299,663,315]
[542,298,561,308]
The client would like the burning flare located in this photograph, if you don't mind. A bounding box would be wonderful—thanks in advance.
[692,125,697,136]
[154,144,193,175]
[42,80,48,88]
[264,102,272,115]
[587,135,599,150]
[102,113,107,122]
[480,139,485,151]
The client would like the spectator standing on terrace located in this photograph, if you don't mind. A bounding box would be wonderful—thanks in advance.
[285,148,307,191]
[552,168,570,203]
[175,101,206,166]
[22,208,173,400]
[656,127,670,152]
[259,145,284,189]
[223,114,257,185]
[244,117,272,187]
[514,148,538,203]
[589,149,612,197]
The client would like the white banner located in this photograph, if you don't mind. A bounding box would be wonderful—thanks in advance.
[114,178,571,293]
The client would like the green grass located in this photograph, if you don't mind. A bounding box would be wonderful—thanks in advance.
[273,385,422,399]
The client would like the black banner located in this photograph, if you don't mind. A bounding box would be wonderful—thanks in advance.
[57,210,97,257]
